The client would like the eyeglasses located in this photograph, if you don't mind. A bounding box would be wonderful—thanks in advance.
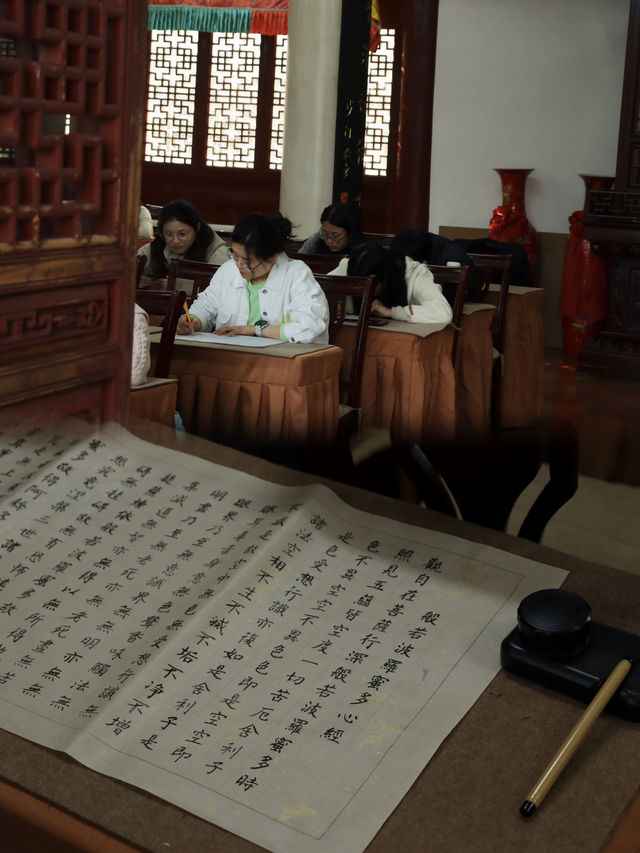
[162,230,190,242]
[320,229,347,245]
[232,251,263,274]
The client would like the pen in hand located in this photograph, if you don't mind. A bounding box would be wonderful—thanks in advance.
[183,301,192,326]
[520,656,633,817]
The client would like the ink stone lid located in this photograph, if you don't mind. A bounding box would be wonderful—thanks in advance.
[517,589,592,654]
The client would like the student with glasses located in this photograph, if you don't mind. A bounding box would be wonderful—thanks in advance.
[176,212,329,344]
[298,202,373,256]
[137,199,230,289]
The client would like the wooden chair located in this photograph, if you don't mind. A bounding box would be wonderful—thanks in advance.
[135,288,187,379]
[166,258,220,299]
[468,252,513,426]
[289,252,347,274]
[362,231,395,248]
[283,238,304,254]
[313,273,377,436]
[145,204,163,221]
[467,252,512,355]
[425,264,471,365]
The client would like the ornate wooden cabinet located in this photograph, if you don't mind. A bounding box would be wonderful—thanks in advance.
[580,0,640,378]
[0,0,147,421]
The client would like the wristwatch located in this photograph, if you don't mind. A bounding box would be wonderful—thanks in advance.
[254,319,269,337]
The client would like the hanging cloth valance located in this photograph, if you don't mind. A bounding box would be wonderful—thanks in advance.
[148,1,382,49]
[148,2,288,36]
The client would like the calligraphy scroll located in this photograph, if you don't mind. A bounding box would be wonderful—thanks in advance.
[0,420,566,853]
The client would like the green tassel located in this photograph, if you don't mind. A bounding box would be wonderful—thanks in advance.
[148,7,253,34]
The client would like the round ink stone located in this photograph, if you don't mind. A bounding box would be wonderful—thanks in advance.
[517,589,592,654]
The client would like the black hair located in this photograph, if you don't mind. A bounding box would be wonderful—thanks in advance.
[232,212,292,260]
[389,228,437,263]
[320,202,359,236]
[347,241,408,309]
[148,199,215,276]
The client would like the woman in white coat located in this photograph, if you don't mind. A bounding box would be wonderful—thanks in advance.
[176,213,329,344]
[331,241,453,326]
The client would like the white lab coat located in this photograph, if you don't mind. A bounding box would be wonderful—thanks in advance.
[189,253,330,344]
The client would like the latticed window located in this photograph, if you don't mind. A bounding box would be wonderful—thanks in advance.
[0,1,127,248]
[364,29,395,177]
[207,33,261,169]
[144,30,396,176]
[145,30,198,165]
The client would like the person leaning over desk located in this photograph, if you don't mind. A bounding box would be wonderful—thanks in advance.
[390,228,480,307]
[137,199,230,289]
[330,241,453,325]
[176,212,330,344]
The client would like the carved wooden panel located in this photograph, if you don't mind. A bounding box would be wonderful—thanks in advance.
[0,0,147,422]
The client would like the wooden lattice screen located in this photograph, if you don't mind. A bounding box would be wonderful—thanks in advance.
[0,0,147,423]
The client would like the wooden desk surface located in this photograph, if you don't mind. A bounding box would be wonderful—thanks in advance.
[2,419,639,853]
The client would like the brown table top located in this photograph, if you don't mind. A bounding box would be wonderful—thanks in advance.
[1,419,639,853]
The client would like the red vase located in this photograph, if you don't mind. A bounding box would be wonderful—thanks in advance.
[489,168,537,283]
[559,174,615,356]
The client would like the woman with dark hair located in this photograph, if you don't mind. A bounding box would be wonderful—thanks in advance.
[298,202,372,255]
[389,228,479,306]
[176,212,329,344]
[137,199,230,285]
[329,241,452,325]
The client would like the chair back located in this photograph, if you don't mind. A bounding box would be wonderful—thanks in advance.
[467,252,513,354]
[135,254,147,286]
[289,252,346,274]
[426,264,471,365]
[313,273,377,410]
[362,232,395,249]
[135,288,187,379]
[283,238,304,255]
[166,258,220,299]
[145,204,163,221]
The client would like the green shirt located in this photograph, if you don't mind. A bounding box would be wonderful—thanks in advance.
[246,281,288,341]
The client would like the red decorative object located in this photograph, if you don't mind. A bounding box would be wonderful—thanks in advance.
[559,174,614,356]
[489,168,537,282]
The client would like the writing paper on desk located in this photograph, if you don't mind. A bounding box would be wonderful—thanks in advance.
[0,420,566,853]
[175,331,282,347]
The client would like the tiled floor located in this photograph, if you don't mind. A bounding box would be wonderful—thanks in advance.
[508,465,640,576]
[508,349,640,576]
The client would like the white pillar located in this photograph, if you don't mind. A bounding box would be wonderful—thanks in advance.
[280,0,342,240]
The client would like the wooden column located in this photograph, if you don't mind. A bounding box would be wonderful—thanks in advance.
[279,0,342,239]
[392,0,439,231]
[581,0,640,379]
[332,0,371,224]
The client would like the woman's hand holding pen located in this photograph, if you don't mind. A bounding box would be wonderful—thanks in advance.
[177,313,200,335]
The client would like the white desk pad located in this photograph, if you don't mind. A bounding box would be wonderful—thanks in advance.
[0,420,566,853]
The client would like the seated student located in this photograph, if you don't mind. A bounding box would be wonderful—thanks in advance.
[298,202,373,256]
[331,241,452,325]
[137,199,230,288]
[131,303,151,387]
[176,212,329,344]
[390,229,480,306]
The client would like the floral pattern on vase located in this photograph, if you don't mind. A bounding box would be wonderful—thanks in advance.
[489,168,537,283]
[559,174,615,355]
